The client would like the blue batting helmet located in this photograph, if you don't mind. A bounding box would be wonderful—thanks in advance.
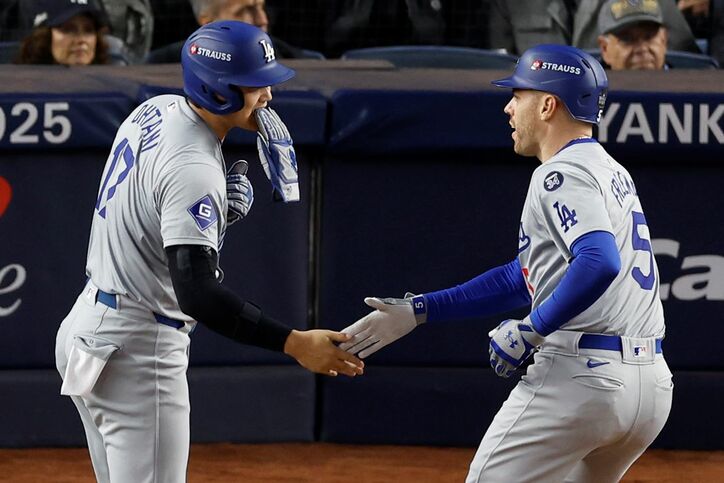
[181,21,295,115]
[492,44,608,124]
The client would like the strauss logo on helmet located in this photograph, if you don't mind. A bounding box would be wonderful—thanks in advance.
[529,59,582,75]
[189,43,232,62]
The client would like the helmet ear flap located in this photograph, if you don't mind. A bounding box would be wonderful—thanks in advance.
[579,54,608,121]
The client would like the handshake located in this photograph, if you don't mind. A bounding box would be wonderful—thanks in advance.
[337,294,544,379]
[284,295,426,379]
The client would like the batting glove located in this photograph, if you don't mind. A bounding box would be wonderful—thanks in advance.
[488,317,544,378]
[226,160,254,225]
[255,107,299,202]
[339,295,427,359]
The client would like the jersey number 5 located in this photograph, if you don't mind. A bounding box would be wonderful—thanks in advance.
[631,211,655,290]
[95,138,136,219]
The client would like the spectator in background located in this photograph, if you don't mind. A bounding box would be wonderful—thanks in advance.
[324,0,445,58]
[489,0,699,56]
[99,0,154,64]
[15,0,110,65]
[0,1,22,41]
[678,0,724,66]
[145,0,308,63]
[711,0,724,66]
[597,0,668,69]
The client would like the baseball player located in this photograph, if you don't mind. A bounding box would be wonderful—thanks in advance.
[55,21,363,483]
[341,44,672,482]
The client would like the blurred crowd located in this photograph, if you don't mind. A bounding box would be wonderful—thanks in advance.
[0,0,721,69]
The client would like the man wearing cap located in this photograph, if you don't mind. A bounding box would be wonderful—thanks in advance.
[489,0,699,57]
[598,0,669,70]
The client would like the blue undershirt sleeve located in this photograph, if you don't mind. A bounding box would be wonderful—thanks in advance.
[424,258,531,323]
[529,230,621,336]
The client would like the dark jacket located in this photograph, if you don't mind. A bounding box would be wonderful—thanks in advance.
[489,0,700,55]
[145,33,309,64]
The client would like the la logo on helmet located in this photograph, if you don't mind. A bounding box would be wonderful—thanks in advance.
[259,39,275,63]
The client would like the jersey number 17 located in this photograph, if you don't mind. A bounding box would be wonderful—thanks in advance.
[95,138,136,219]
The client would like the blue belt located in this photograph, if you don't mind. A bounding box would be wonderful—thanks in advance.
[579,333,662,354]
[96,289,184,330]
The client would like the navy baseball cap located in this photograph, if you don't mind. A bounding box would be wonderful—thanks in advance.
[31,0,108,29]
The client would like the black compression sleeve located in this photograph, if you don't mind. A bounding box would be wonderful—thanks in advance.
[165,244,292,352]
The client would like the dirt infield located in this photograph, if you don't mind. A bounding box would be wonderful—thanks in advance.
[1,444,722,482]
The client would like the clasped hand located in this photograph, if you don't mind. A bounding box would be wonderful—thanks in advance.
[488,317,544,378]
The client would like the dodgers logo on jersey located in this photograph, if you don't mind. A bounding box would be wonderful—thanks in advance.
[188,195,218,231]
[544,171,564,191]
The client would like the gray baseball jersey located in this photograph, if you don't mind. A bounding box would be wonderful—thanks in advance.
[56,94,229,482]
[517,139,665,337]
[467,138,672,483]
[87,94,227,322]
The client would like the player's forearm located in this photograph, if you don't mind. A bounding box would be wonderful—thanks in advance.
[166,244,291,351]
[423,259,531,323]
[530,230,621,336]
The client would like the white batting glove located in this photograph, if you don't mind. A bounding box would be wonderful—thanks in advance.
[488,317,545,378]
[226,160,254,225]
[339,295,427,359]
[255,107,299,202]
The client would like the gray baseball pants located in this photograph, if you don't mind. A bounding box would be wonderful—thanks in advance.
[55,284,193,483]
[466,330,673,483]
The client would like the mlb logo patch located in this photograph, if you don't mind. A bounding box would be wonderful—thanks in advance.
[188,195,217,231]
[633,346,647,357]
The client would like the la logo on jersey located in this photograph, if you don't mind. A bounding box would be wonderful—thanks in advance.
[188,195,218,231]
[259,39,275,63]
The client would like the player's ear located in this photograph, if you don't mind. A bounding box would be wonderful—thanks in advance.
[539,94,557,121]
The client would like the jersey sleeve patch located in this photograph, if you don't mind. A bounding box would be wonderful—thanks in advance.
[543,171,564,191]
[187,195,218,231]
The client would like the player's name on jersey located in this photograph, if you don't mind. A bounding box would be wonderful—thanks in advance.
[131,103,163,153]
